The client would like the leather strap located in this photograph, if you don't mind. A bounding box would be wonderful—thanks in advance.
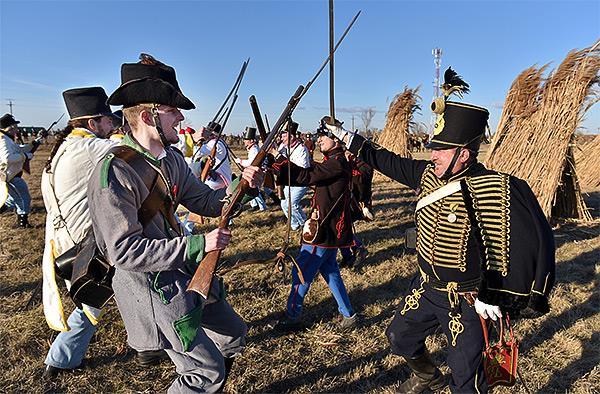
[416,181,461,212]
[110,146,181,235]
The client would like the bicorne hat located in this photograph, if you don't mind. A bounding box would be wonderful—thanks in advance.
[0,114,20,129]
[426,67,489,151]
[243,126,257,141]
[107,56,195,110]
[63,87,113,120]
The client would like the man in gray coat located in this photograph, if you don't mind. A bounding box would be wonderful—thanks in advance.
[88,55,263,392]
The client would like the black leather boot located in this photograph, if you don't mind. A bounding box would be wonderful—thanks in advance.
[15,214,33,228]
[398,353,448,394]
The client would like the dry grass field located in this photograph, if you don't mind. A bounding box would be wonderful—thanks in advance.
[0,143,598,393]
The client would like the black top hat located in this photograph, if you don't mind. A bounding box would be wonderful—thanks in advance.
[426,101,489,151]
[107,61,195,110]
[283,121,299,135]
[0,114,20,129]
[243,126,257,141]
[63,87,113,120]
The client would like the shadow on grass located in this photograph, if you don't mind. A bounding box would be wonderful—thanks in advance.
[536,331,600,392]
[245,272,412,343]
[553,220,600,248]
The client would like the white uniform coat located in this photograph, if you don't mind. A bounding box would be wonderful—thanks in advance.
[41,128,116,331]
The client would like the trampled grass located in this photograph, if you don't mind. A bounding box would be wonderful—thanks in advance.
[0,144,598,393]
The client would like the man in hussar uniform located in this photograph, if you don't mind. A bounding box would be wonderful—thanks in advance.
[87,55,263,392]
[326,69,555,393]
[0,113,40,227]
[40,87,119,379]
[235,126,267,211]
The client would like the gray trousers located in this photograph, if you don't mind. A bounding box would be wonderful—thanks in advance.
[166,299,247,393]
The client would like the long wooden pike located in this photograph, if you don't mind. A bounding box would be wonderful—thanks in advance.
[329,0,335,124]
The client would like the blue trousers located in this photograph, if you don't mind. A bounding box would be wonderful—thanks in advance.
[4,176,31,215]
[339,235,364,260]
[286,244,354,319]
[281,186,307,230]
[249,192,267,210]
[45,308,96,369]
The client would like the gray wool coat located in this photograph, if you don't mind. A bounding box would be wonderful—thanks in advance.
[88,136,227,352]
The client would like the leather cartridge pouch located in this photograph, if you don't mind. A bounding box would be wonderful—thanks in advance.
[480,314,519,388]
[68,232,115,310]
[302,209,320,243]
[404,227,417,250]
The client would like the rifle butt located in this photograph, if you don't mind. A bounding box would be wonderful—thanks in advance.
[186,249,221,298]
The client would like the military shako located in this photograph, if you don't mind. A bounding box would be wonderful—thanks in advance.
[62,87,113,120]
[427,68,489,152]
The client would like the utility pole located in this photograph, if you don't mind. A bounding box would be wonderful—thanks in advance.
[6,99,15,115]
[351,114,355,131]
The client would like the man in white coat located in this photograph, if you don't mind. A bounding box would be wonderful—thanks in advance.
[0,113,39,228]
[41,87,124,379]
[235,127,266,211]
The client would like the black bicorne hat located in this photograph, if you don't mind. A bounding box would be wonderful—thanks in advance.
[243,126,257,140]
[63,87,113,120]
[426,101,489,151]
[107,61,195,110]
[0,113,20,129]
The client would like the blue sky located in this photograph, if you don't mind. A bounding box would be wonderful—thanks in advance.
[1,0,598,135]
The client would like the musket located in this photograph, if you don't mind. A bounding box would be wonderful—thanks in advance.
[249,95,268,143]
[45,113,65,137]
[22,113,64,174]
[187,9,361,298]
[199,94,239,182]
[191,58,249,164]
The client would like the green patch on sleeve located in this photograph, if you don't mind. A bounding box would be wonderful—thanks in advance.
[100,153,115,189]
[185,234,205,266]
[172,305,203,352]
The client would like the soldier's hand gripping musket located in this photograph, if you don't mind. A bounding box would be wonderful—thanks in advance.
[187,9,361,298]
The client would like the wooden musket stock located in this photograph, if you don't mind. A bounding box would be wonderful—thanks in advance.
[187,85,305,297]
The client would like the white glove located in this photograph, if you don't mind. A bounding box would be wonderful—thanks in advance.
[325,123,355,145]
[474,298,502,321]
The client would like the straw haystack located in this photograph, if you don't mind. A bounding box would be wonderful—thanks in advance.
[485,42,599,220]
[576,134,600,189]
[373,87,419,181]
[377,87,420,156]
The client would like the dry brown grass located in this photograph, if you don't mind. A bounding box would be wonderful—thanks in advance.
[485,42,600,221]
[576,134,600,190]
[0,144,599,393]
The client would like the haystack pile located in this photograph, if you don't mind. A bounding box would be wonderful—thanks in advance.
[374,87,419,181]
[576,134,600,189]
[485,42,599,220]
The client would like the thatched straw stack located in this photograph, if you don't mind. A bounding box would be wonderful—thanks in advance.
[576,134,600,189]
[485,42,599,220]
[374,87,419,181]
